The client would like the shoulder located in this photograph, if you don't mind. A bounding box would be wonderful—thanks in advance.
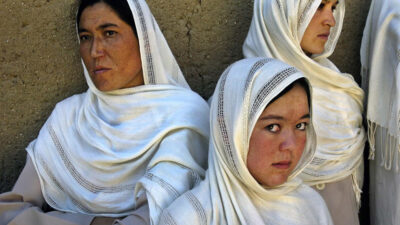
[53,93,86,111]
[168,87,209,109]
[294,184,326,204]
[293,184,333,225]
[151,86,210,129]
[174,88,210,118]
[154,85,207,104]
[44,92,87,126]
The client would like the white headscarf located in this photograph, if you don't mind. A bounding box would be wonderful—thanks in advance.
[159,58,333,225]
[361,0,400,171]
[26,0,209,221]
[243,0,366,204]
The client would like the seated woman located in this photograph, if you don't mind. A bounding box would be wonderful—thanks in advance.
[0,0,209,224]
[361,0,400,224]
[159,58,333,225]
[242,1,366,224]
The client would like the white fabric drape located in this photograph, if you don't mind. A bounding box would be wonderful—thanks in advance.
[26,0,209,222]
[243,0,366,204]
[361,0,400,171]
[361,0,400,224]
[159,58,333,225]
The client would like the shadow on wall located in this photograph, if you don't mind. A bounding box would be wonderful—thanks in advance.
[0,0,370,194]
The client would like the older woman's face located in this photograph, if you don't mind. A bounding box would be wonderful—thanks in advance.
[78,2,143,91]
[300,0,338,55]
[247,83,310,187]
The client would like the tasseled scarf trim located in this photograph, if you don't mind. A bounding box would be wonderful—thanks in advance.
[368,120,400,172]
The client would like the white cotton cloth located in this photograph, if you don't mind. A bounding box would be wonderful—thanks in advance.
[361,0,400,171]
[361,0,400,224]
[26,0,209,221]
[369,127,400,225]
[243,0,366,204]
[159,58,333,225]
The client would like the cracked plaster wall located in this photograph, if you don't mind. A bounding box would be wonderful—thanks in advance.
[0,0,371,192]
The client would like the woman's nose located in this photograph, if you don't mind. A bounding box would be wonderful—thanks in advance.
[279,130,296,151]
[90,37,105,58]
[323,9,336,27]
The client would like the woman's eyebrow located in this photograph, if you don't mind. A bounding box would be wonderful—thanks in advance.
[98,23,119,30]
[78,28,87,33]
[259,113,310,121]
[325,0,339,4]
[301,114,310,119]
[78,23,119,33]
[259,115,284,120]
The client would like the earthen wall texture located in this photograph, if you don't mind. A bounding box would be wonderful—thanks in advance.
[0,0,370,192]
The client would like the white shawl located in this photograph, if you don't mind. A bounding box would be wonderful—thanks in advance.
[160,58,333,225]
[361,0,400,171]
[26,0,209,222]
[243,0,366,204]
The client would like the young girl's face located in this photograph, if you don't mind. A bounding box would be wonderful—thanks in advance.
[300,0,339,55]
[247,83,310,187]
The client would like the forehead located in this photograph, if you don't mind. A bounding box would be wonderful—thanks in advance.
[260,84,309,118]
[322,0,339,4]
[79,3,121,28]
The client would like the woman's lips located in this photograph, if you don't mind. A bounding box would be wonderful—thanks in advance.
[272,161,291,169]
[318,33,330,40]
[94,67,110,75]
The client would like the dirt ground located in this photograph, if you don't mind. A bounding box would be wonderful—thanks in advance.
[0,0,371,221]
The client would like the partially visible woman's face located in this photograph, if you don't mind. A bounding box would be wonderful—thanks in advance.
[300,0,338,55]
[247,83,310,187]
[78,2,143,91]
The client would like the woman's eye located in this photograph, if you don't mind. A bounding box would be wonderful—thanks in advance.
[79,35,90,41]
[296,122,307,131]
[318,3,325,10]
[266,124,280,133]
[105,30,117,36]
